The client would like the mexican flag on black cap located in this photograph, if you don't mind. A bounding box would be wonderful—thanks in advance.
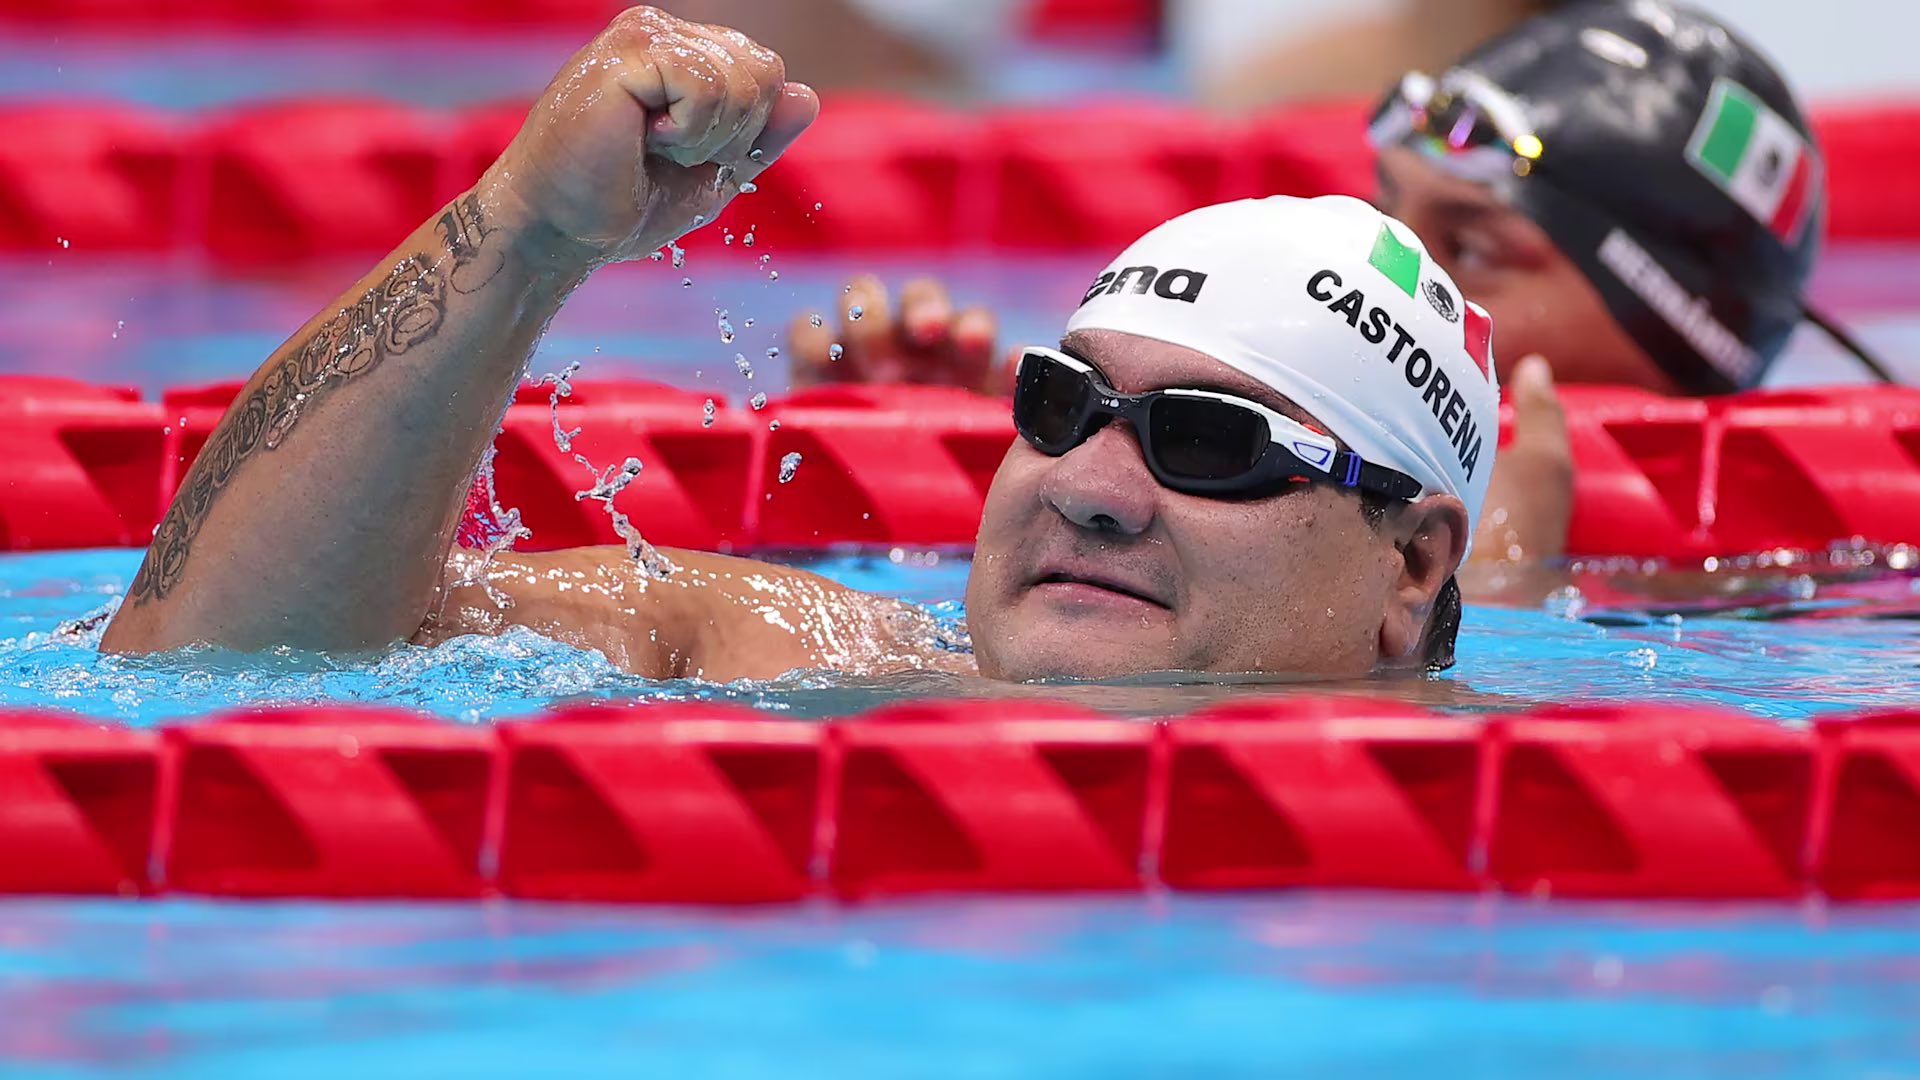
[1686,77,1823,245]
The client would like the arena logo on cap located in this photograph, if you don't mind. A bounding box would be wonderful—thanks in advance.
[1079,265,1209,307]
[1685,77,1821,244]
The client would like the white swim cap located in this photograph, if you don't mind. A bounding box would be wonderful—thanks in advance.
[1064,194,1502,537]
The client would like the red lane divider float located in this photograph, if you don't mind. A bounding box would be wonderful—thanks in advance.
[2,98,1917,258]
[7,699,1920,902]
[2,0,1153,37]
[9,376,1920,557]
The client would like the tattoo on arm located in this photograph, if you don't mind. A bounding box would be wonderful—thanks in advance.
[438,194,506,295]
[128,197,504,606]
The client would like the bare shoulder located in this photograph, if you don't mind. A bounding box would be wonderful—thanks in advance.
[420,545,970,681]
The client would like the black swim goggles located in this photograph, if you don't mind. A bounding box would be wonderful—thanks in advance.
[1012,347,1424,502]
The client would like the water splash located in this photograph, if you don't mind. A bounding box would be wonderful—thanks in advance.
[541,361,583,453]
[528,362,677,581]
[454,441,533,608]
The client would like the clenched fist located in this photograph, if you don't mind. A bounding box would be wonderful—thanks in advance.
[481,6,819,266]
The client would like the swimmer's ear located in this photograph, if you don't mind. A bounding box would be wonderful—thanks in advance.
[1378,495,1469,664]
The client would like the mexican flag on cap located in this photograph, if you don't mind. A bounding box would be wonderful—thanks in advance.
[1368,222,1495,379]
[1686,77,1821,244]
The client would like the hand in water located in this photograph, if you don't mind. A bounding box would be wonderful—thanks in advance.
[787,275,1016,393]
[482,6,819,265]
[1474,355,1574,564]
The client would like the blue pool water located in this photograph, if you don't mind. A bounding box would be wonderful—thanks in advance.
[3,894,1919,1079]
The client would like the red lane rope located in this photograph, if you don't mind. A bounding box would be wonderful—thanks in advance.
[6,378,1920,557]
[2,98,1916,258]
[3,699,1915,903]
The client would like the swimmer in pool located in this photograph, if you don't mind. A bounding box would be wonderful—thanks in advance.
[789,1,1886,566]
[98,7,1498,685]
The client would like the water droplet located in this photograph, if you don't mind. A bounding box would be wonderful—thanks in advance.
[743,233,756,247]
[749,147,766,162]
[768,419,781,431]
[767,270,779,281]
[778,451,802,483]
[743,318,755,328]
[765,346,781,361]
[681,277,692,288]
[829,343,844,361]
[701,398,716,428]
[55,237,69,249]
[735,353,754,379]
[669,243,686,268]
[848,305,864,321]
[739,181,758,194]
[809,314,823,328]
[717,310,734,344]
[648,251,665,262]
[690,214,708,228]
[750,391,768,410]
[723,231,735,246]
[814,202,824,211]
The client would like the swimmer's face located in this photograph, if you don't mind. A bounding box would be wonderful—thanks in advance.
[965,329,1466,682]
[1375,148,1681,393]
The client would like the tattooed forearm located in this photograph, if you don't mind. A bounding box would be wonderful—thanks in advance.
[438,194,506,294]
[127,252,457,606]
[126,192,513,607]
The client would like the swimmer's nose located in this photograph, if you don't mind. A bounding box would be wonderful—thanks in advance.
[1039,423,1157,536]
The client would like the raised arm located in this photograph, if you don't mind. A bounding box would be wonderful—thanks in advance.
[102,8,818,656]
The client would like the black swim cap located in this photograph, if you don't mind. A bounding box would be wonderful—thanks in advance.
[1374,0,1822,393]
